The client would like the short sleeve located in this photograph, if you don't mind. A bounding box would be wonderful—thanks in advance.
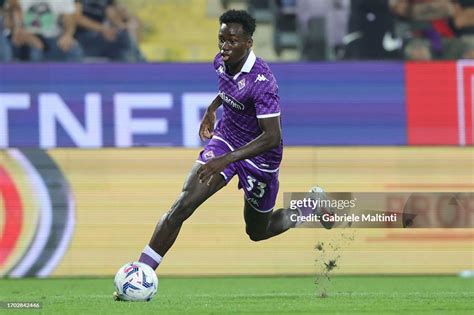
[213,53,223,73]
[253,73,280,119]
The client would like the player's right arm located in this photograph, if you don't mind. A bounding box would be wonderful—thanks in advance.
[199,94,222,141]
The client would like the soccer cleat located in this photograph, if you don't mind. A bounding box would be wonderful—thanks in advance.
[297,186,335,229]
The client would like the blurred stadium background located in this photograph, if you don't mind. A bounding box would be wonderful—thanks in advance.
[0,0,473,313]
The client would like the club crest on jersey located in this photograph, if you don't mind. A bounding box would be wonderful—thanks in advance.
[204,150,215,160]
[219,91,245,111]
[238,78,246,90]
[255,74,268,82]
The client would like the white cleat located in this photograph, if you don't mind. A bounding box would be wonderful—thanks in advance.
[307,186,335,229]
[113,291,125,301]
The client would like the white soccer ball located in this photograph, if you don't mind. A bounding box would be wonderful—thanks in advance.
[114,262,158,301]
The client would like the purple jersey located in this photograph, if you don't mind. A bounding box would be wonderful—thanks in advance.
[213,51,283,170]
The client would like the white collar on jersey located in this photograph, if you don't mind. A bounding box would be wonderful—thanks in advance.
[241,50,256,73]
[232,50,256,80]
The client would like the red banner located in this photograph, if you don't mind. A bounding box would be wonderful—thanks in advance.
[406,61,474,145]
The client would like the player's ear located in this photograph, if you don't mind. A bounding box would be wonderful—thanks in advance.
[246,37,253,49]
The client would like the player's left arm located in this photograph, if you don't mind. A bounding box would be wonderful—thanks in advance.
[226,116,281,162]
[197,116,281,184]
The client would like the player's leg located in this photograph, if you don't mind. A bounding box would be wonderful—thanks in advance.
[138,136,236,270]
[244,201,298,241]
[241,163,335,241]
[115,162,226,301]
[139,162,226,269]
[238,162,298,241]
[244,188,337,241]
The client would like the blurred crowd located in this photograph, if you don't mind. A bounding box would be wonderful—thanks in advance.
[0,0,145,62]
[1,0,473,62]
[270,0,474,60]
[344,0,474,60]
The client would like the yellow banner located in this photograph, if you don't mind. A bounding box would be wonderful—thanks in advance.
[1,148,473,276]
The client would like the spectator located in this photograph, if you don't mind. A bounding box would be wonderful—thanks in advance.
[296,0,350,60]
[272,0,298,56]
[8,0,83,62]
[0,0,13,61]
[452,0,474,58]
[112,0,145,61]
[74,0,133,62]
[389,0,465,60]
[279,0,297,11]
[344,0,403,60]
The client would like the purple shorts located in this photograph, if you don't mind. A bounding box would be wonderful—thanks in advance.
[197,136,280,213]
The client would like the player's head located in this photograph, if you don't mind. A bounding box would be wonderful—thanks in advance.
[218,10,256,66]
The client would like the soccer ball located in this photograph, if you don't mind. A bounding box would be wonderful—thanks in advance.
[114,262,158,301]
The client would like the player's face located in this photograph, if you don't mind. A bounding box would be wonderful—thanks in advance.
[218,23,252,66]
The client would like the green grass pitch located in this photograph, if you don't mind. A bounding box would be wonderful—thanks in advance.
[0,276,472,314]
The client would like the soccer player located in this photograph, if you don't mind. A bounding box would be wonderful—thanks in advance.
[116,10,331,295]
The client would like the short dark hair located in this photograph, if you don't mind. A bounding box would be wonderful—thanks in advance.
[219,10,256,37]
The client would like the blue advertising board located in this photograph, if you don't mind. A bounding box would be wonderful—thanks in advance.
[0,63,406,148]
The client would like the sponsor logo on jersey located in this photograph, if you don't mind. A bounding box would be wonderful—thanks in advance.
[219,91,245,111]
[255,74,268,82]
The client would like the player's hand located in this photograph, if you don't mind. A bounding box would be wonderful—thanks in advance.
[199,110,216,141]
[197,155,231,185]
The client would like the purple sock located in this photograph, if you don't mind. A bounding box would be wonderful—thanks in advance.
[138,245,163,270]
